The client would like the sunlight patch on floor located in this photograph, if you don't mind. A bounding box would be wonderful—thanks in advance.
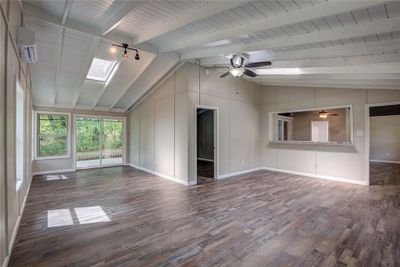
[47,206,110,227]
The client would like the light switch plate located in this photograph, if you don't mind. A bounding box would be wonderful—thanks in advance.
[356,130,364,136]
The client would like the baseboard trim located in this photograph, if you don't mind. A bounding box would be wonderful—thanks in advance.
[128,164,191,186]
[32,168,76,176]
[218,167,265,180]
[262,167,368,185]
[3,175,33,267]
[370,159,400,164]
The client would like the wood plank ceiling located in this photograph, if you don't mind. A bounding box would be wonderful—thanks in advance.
[23,0,400,112]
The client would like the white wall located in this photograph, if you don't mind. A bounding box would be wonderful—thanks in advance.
[370,115,400,162]
[186,66,262,184]
[129,66,190,184]
[31,107,128,174]
[260,86,400,183]
[1,1,34,266]
[129,63,262,185]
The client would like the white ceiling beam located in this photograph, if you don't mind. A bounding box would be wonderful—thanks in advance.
[23,4,157,55]
[52,28,65,106]
[263,53,400,68]
[181,16,400,60]
[161,0,390,52]
[61,0,73,25]
[256,80,400,90]
[72,38,101,108]
[101,1,142,36]
[253,73,400,81]
[253,63,400,76]
[204,52,400,69]
[108,55,156,110]
[200,39,400,66]
[134,0,251,45]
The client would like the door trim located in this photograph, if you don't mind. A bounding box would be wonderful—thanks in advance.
[365,101,400,185]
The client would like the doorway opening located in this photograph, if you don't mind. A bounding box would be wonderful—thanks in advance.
[367,103,400,185]
[75,116,125,169]
[196,107,217,184]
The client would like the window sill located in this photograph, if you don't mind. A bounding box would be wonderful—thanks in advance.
[16,180,23,191]
[269,140,354,146]
[35,155,70,161]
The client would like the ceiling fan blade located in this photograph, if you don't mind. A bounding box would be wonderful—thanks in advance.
[244,69,257,77]
[244,61,272,68]
[219,71,230,78]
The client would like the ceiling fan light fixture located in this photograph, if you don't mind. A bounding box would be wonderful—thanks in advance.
[229,68,245,78]
[319,111,328,119]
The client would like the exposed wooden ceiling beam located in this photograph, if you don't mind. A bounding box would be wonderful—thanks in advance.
[134,0,251,45]
[256,79,400,90]
[181,16,400,60]
[52,28,65,106]
[253,73,400,81]
[101,0,142,36]
[253,63,400,76]
[23,4,157,55]
[161,0,390,52]
[200,39,400,66]
[72,38,101,108]
[108,55,156,111]
[61,0,73,25]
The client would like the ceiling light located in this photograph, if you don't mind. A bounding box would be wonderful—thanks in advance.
[110,46,117,54]
[229,68,245,78]
[112,43,140,60]
[319,111,328,119]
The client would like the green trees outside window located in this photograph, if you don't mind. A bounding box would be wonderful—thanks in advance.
[38,114,68,157]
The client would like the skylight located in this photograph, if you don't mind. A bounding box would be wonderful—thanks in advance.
[86,58,117,82]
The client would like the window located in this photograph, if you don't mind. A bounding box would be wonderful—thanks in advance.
[86,58,117,82]
[37,113,69,158]
[16,80,24,190]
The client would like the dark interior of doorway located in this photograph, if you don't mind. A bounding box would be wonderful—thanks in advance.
[197,109,214,184]
[369,104,400,185]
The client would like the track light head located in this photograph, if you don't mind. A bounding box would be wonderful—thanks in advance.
[112,43,140,61]
[123,49,128,58]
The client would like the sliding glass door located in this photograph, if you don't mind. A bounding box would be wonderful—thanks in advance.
[76,116,124,169]
[102,118,123,166]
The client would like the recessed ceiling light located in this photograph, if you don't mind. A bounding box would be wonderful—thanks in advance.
[86,58,117,82]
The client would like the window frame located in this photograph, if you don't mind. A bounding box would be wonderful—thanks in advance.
[33,111,71,160]
[15,79,25,191]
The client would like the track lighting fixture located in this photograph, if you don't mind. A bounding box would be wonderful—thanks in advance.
[111,43,140,60]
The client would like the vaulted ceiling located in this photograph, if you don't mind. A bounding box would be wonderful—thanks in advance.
[23,0,400,112]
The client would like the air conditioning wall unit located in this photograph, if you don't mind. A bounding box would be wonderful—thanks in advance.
[17,27,38,64]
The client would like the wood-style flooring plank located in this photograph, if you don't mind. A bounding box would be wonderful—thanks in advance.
[8,166,400,266]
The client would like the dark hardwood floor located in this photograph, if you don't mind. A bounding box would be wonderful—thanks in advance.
[370,161,400,185]
[9,166,400,266]
[197,159,214,184]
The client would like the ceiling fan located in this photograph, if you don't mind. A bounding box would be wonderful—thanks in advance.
[318,110,338,119]
[220,55,271,78]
